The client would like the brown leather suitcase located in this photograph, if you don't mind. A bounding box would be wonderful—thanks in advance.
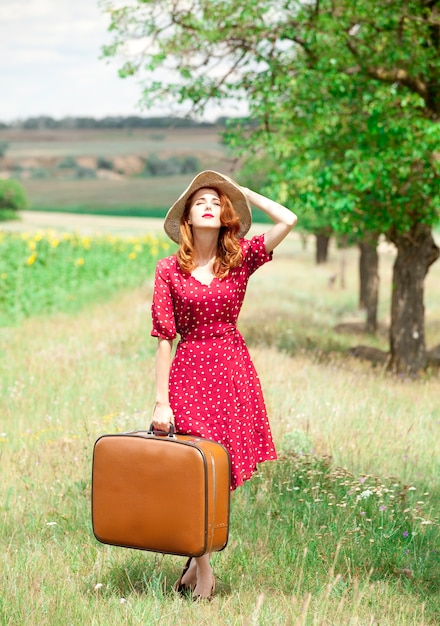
[91,427,231,557]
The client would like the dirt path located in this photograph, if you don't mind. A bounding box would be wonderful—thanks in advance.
[1,210,276,239]
[1,210,166,235]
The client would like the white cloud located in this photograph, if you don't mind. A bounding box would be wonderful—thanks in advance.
[0,0,146,120]
[0,0,247,122]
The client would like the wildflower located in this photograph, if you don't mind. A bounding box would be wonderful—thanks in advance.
[26,253,37,266]
[129,252,137,260]
[75,258,85,266]
[0,273,6,279]
[379,505,387,511]
[94,583,103,591]
[403,531,409,538]
[360,489,373,499]
[46,521,57,526]
[120,598,127,604]
[102,413,117,423]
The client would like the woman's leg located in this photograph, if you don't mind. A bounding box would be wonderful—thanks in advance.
[179,557,197,589]
[178,553,214,598]
[193,553,214,599]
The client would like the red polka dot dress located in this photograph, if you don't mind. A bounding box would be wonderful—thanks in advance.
[151,234,277,490]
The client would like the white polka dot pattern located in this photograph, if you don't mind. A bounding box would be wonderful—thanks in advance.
[151,235,277,489]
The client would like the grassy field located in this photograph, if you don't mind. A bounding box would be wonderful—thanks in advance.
[14,177,192,216]
[0,229,170,326]
[0,127,233,216]
[1,223,439,625]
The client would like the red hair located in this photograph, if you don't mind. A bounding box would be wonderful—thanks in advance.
[177,188,243,278]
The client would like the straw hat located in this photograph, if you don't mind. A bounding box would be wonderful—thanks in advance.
[163,170,252,243]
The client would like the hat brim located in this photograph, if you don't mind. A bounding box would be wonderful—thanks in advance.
[163,170,252,244]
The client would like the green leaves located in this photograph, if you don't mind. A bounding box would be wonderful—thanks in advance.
[0,180,28,220]
[100,0,440,239]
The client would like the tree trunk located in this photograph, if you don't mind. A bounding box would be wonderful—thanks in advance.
[315,233,330,264]
[338,234,348,289]
[388,224,439,374]
[358,234,379,334]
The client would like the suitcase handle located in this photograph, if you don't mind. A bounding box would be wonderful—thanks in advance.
[147,423,176,438]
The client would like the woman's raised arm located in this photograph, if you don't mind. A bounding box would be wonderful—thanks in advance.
[241,187,297,253]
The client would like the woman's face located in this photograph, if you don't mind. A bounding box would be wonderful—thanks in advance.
[188,188,222,232]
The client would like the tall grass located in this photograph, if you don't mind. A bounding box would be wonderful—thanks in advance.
[0,230,170,325]
[1,231,439,625]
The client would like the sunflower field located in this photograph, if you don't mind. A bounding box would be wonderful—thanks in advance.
[0,230,170,325]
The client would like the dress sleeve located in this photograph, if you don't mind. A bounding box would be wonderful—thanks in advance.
[241,234,273,276]
[151,259,177,340]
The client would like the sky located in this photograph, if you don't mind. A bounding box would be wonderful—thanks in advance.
[0,0,244,123]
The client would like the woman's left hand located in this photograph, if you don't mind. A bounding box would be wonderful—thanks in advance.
[152,401,174,432]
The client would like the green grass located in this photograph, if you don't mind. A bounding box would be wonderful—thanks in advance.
[1,231,439,625]
[26,205,170,218]
[25,205,274,224]
[0,230,170,325]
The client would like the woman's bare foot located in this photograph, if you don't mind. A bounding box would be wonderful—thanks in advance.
[179,557,197,589]
[193,573,215,600]
[193,554,215,600]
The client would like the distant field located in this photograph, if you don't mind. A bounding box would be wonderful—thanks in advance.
[17,177,272,222]
[20,177,191,215]
[0,127,238,215]
[0,127,228,159]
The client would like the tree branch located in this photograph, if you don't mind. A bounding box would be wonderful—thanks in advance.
[367,67,428,100]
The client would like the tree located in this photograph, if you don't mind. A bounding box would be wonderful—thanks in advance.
[102,0,440,373]
[234,149,334,264]
[358,233,380,334]
[237,68,439,343]
[264,81,440,346]
[0,180,28,221]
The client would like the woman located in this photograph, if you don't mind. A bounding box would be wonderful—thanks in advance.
[151,170,297,599]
